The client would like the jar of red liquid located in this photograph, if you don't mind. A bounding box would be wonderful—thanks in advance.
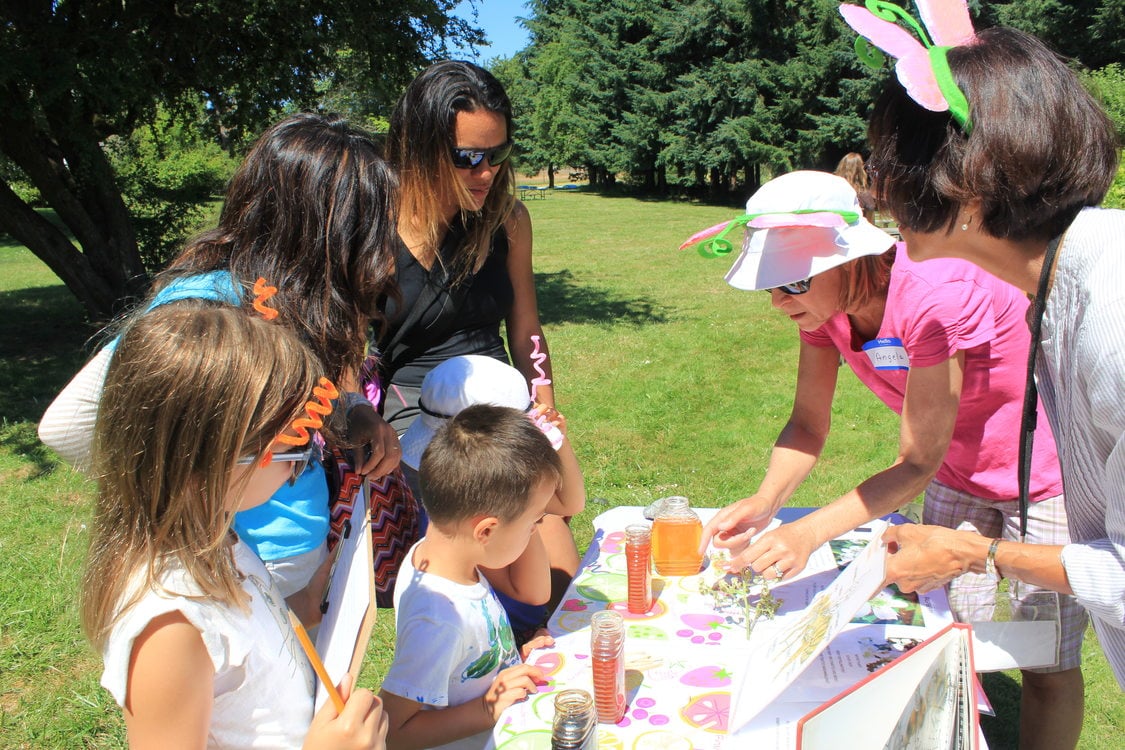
[551,689,597,749]
[651,496,703,576]
[590,610,626,723]
[625,523,653,614]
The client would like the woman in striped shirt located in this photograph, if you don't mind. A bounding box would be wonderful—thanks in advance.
[861,25,1125,706]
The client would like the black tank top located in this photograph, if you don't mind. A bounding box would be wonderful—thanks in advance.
[378,216,513,394]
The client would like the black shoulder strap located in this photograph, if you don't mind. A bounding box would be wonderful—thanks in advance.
[1017,234,1063,539]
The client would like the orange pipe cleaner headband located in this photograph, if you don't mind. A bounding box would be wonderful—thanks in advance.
[276,377,339,447]
[252,277,279,320]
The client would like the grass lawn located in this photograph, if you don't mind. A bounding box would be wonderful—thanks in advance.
[1,192,1121,747]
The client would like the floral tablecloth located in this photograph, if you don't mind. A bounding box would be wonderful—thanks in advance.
[488,506,952,750]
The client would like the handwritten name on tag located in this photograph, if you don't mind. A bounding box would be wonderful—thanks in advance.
[862,337,910,371]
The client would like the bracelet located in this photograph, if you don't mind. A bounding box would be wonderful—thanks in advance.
[985,538,1003,579]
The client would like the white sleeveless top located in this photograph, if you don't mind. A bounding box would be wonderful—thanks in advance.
[101,539,315,748]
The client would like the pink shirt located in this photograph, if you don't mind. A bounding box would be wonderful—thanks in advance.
[801,246,1062,502]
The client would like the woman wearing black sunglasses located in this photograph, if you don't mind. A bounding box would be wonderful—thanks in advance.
[381,60,551,429]
[378,60,580,631]
[687,170,1084,739]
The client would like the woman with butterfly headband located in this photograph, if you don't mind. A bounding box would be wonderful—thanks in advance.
[40,113,402,620]
[840,0,1122,739]
[687,165,1086,748]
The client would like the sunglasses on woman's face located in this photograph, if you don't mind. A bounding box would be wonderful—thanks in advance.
[764,278,813,295]
[237,443,315,486]
[449,141,513,170]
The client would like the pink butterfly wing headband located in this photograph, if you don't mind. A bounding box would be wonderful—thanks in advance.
[839,0,977,132]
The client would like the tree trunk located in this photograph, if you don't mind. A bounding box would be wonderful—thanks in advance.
[0,181,119,316]
[0,86,148,321]
[547,163,556,189]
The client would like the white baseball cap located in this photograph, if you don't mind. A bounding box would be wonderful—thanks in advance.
[399,355,544,469]
[698,171,896,291]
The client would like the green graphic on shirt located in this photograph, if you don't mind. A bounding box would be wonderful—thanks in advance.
[462,601,511,681]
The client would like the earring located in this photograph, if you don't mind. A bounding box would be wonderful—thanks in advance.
[961,223,968,231]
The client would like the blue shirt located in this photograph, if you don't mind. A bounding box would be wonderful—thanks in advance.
[144,272,330,561]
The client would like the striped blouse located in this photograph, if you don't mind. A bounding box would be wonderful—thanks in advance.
[1041,207,1125,688]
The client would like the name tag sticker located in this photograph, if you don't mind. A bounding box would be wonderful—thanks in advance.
[862,337,910,371]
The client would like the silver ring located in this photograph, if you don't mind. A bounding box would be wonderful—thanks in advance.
[773,564,785,580]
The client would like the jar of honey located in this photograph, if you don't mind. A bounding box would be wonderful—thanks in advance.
[651,496,703,576]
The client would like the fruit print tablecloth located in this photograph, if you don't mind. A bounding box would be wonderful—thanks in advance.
[488,506,952,750]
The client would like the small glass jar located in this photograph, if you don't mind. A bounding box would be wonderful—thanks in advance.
[651,496,703,576]
[589,610,626,723]
[625,523,653,614]
[551,689,597,749]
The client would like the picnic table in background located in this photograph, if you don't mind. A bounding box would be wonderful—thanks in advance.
[518,185,549,200]
[488,505,954,749]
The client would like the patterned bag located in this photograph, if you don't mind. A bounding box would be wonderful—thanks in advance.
[325,444,421,608]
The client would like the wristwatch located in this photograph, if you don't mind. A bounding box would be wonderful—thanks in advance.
[985,538,1003,581]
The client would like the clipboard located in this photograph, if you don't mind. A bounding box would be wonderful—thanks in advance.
[313,478,378,711]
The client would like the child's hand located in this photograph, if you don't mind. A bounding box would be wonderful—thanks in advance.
[480,663,545,722]
[531,402,567,436]
[520,629,554,661]
[304,674,389,750]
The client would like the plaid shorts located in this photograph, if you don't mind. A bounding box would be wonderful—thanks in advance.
[923,481,1087,673]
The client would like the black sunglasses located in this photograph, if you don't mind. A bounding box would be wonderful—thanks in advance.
[449,141,513,170]
[764,278,812,295]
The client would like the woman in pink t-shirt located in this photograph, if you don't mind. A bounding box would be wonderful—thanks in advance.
[688,170,1085,746]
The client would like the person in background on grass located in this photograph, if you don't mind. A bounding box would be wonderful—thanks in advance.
[397,354,586,637]
[379,404,558,750]
[689,169,1086,748]
[81,302,387,749]
[843,6,1124,717]
[379,59,579,613]
[40,113,404,619]
[833,152,876,222]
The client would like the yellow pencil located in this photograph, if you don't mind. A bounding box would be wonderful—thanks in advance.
[287,610,346,714]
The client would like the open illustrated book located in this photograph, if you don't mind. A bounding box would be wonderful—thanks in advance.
[728,519,981,748]
[797,622,979,749]
[312,480,377,711]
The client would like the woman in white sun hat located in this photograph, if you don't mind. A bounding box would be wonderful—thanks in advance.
[689,170,1085,744]
[399,354,586,641]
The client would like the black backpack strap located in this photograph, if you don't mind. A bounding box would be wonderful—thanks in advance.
[1017,234,1063,539]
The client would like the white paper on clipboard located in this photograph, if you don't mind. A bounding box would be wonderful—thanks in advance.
[313,480,376,711]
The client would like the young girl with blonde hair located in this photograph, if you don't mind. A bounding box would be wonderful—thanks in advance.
[82,301,386,749]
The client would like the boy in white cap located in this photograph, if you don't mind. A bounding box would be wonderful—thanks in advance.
[688,170,1085,743]
[399,354,586,637]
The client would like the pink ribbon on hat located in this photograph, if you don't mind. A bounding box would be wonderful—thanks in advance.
[679,209,861,256]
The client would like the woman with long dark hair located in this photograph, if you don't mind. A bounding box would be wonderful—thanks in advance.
[379,61,583,634]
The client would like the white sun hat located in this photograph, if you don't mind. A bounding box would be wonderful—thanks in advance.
[399,355,540,470]
[682,170,896,291]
